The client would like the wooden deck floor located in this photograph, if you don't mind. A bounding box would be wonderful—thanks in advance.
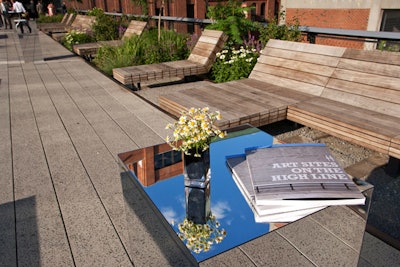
[1,24,399,266]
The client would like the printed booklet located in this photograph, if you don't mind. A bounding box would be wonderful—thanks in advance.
[226,144,365,222]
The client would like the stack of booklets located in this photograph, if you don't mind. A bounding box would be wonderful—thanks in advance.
[226,144,366,223]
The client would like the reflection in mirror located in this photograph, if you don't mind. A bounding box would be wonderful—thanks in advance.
[177,215,227,254]
[118,143,183,186]
[178,182,227,254]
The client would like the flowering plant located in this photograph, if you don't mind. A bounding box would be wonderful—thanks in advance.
[165,107,226,156]
[177,215,227,254]
[211,45,260,83]
[62,29,94,51]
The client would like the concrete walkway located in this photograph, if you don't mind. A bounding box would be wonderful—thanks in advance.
[1,24,399,266]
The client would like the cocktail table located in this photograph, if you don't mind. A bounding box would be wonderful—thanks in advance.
[118,125,372,263]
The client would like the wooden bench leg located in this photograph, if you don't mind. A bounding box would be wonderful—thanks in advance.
[384,157,400,177]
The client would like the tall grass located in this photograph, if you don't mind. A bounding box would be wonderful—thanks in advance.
[93,28,191,75]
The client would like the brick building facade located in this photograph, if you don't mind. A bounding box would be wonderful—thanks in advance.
[64,0,399,48]
[281,0,400,49]
[65,0,279,34]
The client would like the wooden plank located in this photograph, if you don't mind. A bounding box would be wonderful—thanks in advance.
[343,48,400,66]
[258,55,337,77]
[190,45,217,58]
[322,87,400,118]
[159,91,236,127]
[263,47,342,67]
[200,29,227,38]
[325,78,400,104]
[266,39,346,57]
[231,79,314,104]
[287,108,392,148]
[288,99,400,140]
[214,80,311,109]
[287,109,390,154]
[180,87,255,118]
[249,71,325,96]
[60,13,69,23]
[338,58,400,78]
[65,13,75,26]
[163,86,244,120]
[252,61,331,87]
[331,68,400,91]
[389,136,400,158]
[122,20,147,39]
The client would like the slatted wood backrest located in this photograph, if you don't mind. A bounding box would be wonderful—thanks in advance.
[322,48,400,118]
[70,15,96,30]
[187,29,228,71]
[60,13,69,24]
[249,39,346,96]
[122,20,148,40]
[65,13,76,26]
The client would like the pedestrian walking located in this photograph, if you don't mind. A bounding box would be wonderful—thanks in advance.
[0,0,12,29]
[11,0,31,33]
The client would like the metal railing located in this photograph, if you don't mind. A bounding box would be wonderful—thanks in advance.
[299,26,400,42]
[81,11,400,49]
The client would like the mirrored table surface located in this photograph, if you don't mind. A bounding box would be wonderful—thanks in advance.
[118,125,371,263]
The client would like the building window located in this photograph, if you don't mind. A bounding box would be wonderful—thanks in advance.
[380,9,400,51]
[187,4,194,33]
[260,3,265,21]
[381,9,400,32]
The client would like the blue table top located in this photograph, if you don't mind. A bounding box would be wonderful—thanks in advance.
[119,126,279,262]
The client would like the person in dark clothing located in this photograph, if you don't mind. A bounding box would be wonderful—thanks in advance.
[27,0,37,20]
[61,1,66,14]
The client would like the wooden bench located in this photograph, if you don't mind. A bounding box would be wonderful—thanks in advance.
[158,40,400,174]
[51,15,96,42]
[159,39,344,129]
[112,29,228,89]
[38,13,75,33]
[72,20,148,58]
[287,48,400,174]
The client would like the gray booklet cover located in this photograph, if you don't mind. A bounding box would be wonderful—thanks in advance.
[245,145,365,205]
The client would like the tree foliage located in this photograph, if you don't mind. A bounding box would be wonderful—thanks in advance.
[87,7,119,41]
[206,0,256,45]
[256,12,302,47]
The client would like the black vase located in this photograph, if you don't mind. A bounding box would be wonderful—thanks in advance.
[184,148,210,188]
[185,184,211,225]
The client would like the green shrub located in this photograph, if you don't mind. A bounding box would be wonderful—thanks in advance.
[206,0,256,45]
[377,40,400,52]
[36,14,64,23]
[93,28,190,75]
[211,45,259,83]
[257,14,302,47]
[62,30,95,51]
[87,7,119,41]
[93,36,145,75]
[141,29,190,64]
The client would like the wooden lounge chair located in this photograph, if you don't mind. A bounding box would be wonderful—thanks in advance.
[158,39,345,129]
[112,29,228,89]
[72,20,148,58]
[38,13,75,33]
[158,40,400,175]
[51,15,96,42]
